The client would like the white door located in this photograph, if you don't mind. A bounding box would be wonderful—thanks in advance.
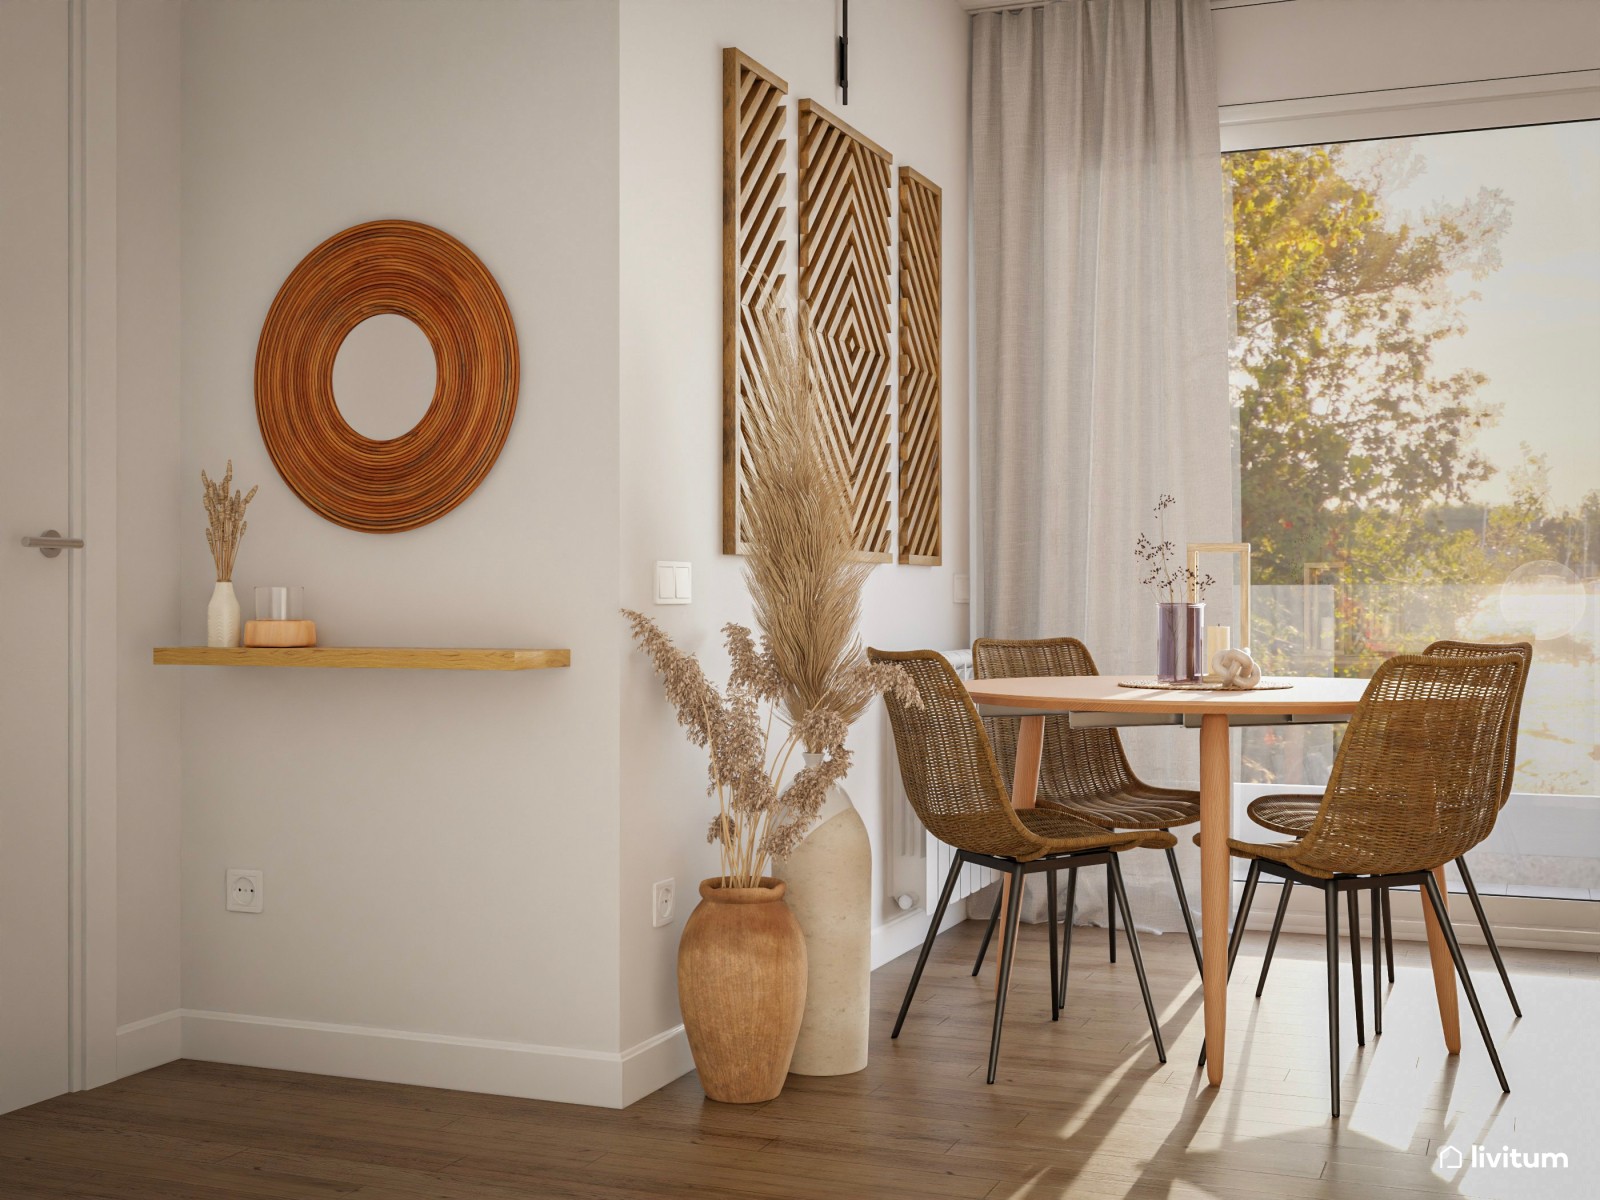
[0,0,73,1114]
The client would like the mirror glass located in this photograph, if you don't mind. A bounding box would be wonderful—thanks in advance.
[331,314,438,440]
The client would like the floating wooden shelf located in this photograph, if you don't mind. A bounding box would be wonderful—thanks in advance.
[153,647,570,671]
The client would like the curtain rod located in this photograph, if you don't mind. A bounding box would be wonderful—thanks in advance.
[961,1,1291,13]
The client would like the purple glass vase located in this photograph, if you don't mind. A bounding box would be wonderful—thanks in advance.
[1157,601,1206,683]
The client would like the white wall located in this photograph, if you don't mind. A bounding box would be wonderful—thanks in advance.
[177,0,628,1105]
[110,0,973,1112]
[617,0,973,1056]
[115,0,184,1076]
[1213,0,1598,106]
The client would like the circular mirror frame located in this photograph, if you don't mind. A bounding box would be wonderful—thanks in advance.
[255,219,519,533]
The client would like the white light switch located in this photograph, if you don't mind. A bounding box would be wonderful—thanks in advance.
[953,573,971,605]
[655,561,691,605]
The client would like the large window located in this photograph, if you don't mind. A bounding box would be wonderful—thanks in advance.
[1228,120,1600,901]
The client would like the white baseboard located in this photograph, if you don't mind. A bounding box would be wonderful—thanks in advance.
[115,1009,183,1079]
[618,1022,694,1107]
[142,1009,691,1109]
[872,896,971,970]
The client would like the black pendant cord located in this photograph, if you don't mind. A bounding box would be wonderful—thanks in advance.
[838,0,849,104]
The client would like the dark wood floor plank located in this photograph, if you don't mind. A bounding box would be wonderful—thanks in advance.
[1,923,1594,1199]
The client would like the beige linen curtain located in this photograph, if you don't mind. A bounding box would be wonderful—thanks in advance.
[970,0,1235,931]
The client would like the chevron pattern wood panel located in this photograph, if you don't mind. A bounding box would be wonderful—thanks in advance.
[897,167,942,565]
[798,99,894,562]
[722,49,789,555]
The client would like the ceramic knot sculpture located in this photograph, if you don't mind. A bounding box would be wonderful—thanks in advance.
[1213,647,1263,690]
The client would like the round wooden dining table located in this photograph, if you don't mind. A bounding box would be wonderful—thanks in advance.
[964,674,1466,1087]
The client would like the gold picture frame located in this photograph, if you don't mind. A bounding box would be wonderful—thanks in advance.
[1187,542,1251,651]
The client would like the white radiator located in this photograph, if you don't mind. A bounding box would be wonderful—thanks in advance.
[885,649,991,916]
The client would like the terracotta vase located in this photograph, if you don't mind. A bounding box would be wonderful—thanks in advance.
[677,877,807,1103]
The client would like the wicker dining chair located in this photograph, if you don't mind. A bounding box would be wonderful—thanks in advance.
[870,648,1175,1083]
[1210,652,1522,1117]
[1248,640,1532,1020]
[968,638,1204,996]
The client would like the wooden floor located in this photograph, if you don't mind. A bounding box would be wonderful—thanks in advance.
[2,919,1595,1199]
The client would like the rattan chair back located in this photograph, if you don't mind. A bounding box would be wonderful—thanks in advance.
[1423,639,1532,808]
[1292,653,1522,877]
[971,637,1146,805]
[869,648,1049,860]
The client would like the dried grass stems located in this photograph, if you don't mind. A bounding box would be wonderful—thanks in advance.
[1136,493,1214,603]
[201,460,258,582]
[624,612,918,888]
[622,299,919,888]
[743,301,894,743]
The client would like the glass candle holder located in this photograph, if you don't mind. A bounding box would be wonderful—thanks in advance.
[254,585,305,622]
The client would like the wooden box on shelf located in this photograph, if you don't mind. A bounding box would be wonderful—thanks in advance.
[244,619,317,648]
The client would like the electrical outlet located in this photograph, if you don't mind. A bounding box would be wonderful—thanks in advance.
[226,869,263,913]
[652,878,675,928]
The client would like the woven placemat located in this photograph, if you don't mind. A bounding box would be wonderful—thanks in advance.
[1118,679,1294,692]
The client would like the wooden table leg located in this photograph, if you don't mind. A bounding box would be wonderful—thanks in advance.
[997,716,1046,997]
[1421,864,1462,1054]
[1198,714,1231,1087]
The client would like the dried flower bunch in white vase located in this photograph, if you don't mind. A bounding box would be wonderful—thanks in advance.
[200,460,258,648]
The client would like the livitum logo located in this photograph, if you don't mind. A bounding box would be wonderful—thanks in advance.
[1436,1144,1571,1171]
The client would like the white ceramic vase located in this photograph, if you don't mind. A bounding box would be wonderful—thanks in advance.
[777,753,872,1076]
[207,580,241,648]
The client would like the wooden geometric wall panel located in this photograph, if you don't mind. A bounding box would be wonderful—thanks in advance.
[721,48,789,555]
[798,99,894,563]
[897,168,942,566]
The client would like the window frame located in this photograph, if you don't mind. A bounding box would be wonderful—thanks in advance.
[1219,70,1600,947]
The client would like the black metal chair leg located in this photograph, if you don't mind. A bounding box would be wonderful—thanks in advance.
[1371,887,1383,1036]
[1108,855,1166,1063]
[1107,862,1117,963]
[1457,856,1521,1018]
[1047,870,1061,1020]
[1422,872,1510,1094]
[1058,867,1077,1005]
[1255,880,1293,997]
[971,885,1002,977]
[1381,887,1395,983]
[893,854,965,1039]
[1198,860,1262,1068]
[1347,887,1365,1047]
[1164,844,1203,975]
[1326,884,1342,1118]
[987,865,1026,1084]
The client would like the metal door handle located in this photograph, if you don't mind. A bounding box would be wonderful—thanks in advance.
[21,530,84,558]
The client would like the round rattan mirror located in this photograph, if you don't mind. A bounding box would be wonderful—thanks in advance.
[255,219,519,533]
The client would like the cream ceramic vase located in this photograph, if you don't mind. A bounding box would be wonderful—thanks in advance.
[207,581,241,648]
[777,752,872,1076]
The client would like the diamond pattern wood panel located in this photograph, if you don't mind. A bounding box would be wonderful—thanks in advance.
[897,167,942,566]
[798,99,893,563]
[722,49,789,555]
